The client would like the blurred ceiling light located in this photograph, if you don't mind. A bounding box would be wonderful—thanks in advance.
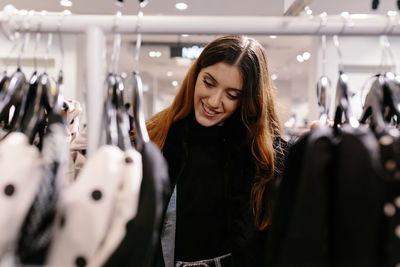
[302,52,311,60]
[304,6,313,16]
[172,80,179,86]
[167,71,173,77]
[149,51,162,57]
[271,74,278,80]
[269,35,277,39]
[60,0,72,7]
[175,2,188,10]
[139,0,149,8]
[176,57,192,66]
[296,55,304,63]
[181,34,190,37]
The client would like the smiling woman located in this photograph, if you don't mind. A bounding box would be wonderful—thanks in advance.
[194,63,242,127]
[141,35,288,267]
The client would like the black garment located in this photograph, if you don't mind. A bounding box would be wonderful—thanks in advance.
[265,130,312,266]
[162,113,288,267]
[175,119,230,260]
[267,124,389,267]
[104,141,171,267]
[375,129,400,266]
[16,114,67,264]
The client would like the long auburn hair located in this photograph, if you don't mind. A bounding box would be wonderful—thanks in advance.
[146,35,281,230]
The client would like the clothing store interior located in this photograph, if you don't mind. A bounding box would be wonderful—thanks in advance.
[0,0,400,266]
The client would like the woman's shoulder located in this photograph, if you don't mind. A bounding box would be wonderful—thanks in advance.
[274,137,289,161]
[273,136,290,186]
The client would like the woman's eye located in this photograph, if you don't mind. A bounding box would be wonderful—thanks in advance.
[227,92,241,100]
[203,79,213,87]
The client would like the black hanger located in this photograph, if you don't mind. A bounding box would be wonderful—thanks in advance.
[333,71,351,129]
[16,72,48,144]
[316,75,331,125]
[104,72,132,151]
[104,14,131,151]
[8,70,39,131]
[0,31,24,105]
[0,70,10,95]
[52,70,64,116]
[0,68,27,128]
[359,75,387,133]
[0,30,36,131]
[132,71,149,152]
[115,74,131,151]
[130,13,149,152]
[381,72,400,122]
[105,72,119,147]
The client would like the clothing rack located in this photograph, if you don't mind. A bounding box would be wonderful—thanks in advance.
[1,5,400,155]
[2,10,400,35]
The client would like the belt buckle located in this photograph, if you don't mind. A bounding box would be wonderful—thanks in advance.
[182,262,209,267]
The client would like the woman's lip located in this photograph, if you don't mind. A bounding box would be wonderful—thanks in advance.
[201,102,219,117]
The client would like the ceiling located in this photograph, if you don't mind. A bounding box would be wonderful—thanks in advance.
[0,0,396,16]
[0,0,398,100]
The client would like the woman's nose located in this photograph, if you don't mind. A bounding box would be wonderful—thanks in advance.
[208,90,223,108]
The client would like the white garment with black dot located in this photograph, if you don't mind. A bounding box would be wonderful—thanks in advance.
[0,133,42,257]
[45,145,142,267]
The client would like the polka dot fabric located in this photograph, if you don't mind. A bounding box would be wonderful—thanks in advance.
[0,133,42,257]
[46,146,142,267]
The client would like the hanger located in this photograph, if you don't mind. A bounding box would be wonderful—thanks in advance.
[16,33,52,144]
[316,33,331,126]
[131,10,149,152]
[0,34,20,96]
[104,11,131,151]
[111,20,131,151]
[0,17,30,129]
[359,26,400,133]
[359,76,387,133]
[105,11,120,147]
[332,35,350,129]
[10,13,43,132]
[115,74,132,150]
[379,15,400,122]
[105,72,118,146]
[381,72,400,123]
[50,10,67,117]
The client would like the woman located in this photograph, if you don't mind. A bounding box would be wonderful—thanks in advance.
[146,35,286,267]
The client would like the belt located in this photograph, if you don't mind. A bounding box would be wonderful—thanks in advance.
[175,253,231,267]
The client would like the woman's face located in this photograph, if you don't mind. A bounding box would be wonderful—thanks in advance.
[193,62,243,127]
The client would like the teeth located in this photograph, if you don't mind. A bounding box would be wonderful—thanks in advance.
[203,104,217,115]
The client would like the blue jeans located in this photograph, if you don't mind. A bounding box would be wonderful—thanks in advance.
[161,186,177,267]
[161,186,232,267]
[175,253,231,267]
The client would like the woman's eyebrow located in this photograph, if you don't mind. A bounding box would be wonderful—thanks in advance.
[204,72,242,91]
[229,88,242,93]
[204,72,217,83]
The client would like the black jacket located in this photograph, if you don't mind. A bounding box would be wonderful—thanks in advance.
[162,114,287,267]
[266,124,393,267]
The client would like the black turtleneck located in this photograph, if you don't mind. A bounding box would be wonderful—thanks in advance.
[174,118,231,261]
